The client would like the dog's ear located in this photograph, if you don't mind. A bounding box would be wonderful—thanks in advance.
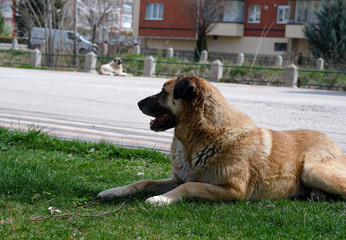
[173,75,196,100]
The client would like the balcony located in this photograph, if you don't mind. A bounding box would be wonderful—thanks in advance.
[285,24,305,39]
[208,22,244,37]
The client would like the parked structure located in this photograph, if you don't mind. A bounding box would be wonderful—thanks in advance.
[133,0,333,60]
[29,27,98,54]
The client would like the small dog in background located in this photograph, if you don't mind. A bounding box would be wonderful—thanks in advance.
[99,57,132,76]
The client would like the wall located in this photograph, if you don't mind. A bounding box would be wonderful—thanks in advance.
[143,36,288,56]
[244,0,288,38]
[208,36,288,55]
[139,0,196,39]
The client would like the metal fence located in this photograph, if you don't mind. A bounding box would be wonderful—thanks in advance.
[297,69,346,91]
[0,49,345,91]
[222,65,285,86]
[140,48,346,71]
[155,60,211,79]
[0,49,31,66]
[41,53,86,71]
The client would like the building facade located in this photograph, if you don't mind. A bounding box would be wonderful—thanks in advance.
[0,0,16,36]
[133,0,331,59]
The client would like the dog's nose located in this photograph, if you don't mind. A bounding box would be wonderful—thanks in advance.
[138,99,144,109]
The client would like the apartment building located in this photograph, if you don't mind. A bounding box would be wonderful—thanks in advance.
[0,0,16,36]
[133,0,330,59]
[120,0,135,31]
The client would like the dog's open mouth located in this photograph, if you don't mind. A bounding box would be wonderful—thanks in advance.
[149,112,176,132]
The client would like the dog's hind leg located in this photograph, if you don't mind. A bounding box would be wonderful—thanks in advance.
[301,159,346,199]
[101,71,114,76]
[145,182,245,206]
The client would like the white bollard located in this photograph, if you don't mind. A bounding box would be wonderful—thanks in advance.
[11,39,18,50]
[284,63,298,87]
[30,49,42,68]
[84,51,97,73]
[134,45,140,55]
[237,53,245,66]
[210,60,223,82]
[143,56,156,77]
[274,55,283,68]
[199,50,208,63]
[166,47,174,58]
[316,58,324,70]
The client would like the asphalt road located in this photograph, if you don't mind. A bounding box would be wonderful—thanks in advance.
[0,67,345,153]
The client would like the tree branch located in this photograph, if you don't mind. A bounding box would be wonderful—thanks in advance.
[28,201,126,222]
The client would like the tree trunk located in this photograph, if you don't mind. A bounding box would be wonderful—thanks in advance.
[194,32,208,62]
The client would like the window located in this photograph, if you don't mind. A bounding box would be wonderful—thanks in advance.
[121,13,133,29]
[295,1,321,24]
[222,1,245,23]
[248,5,261,23]
[67,32,75,40]
[1,1,13,18]
[145,3,163,20]
[122,4,132,12]
[277,6,290,24]
[274,43,287,51]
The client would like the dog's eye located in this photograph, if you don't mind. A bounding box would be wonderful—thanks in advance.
[161,89,168,95]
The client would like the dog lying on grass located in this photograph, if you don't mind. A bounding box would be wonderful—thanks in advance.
[99,57,132,76]
[98,75,346,205]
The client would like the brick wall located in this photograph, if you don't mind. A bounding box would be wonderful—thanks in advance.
[139,0,196,39]
[244,0,288,38]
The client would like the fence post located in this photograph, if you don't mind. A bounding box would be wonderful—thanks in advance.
[84,51,97,73]
[210,60,223,82]
[143,56,156,77]
[166,47,174,58]
[316,58,324,70]
[11,39,18,50]
[30,49,42,68]
[274,55,283,67]
[134,45,140,55]
[199,50,208,63]
[237,53,244,66]
[284,63,298,87]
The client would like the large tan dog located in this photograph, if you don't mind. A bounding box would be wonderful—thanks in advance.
[99,57,132,76]
[98,75,346,205]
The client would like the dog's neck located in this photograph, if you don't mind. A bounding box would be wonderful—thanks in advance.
[113,62,123,71]
[174,97,256,144]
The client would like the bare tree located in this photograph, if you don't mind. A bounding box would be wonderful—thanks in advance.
[13,0,65,37]
[176,0,223,61]
[13,0,69,66]
[78,0,120,46]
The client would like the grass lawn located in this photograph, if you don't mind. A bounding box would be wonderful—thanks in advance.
[0,127,345,239]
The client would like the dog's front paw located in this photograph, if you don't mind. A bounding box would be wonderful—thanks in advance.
[145,195,173,206]
[97,186,129,200]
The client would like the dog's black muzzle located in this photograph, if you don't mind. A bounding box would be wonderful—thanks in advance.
[138,95,176,132]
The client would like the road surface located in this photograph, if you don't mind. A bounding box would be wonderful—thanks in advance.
[0,67,345,153]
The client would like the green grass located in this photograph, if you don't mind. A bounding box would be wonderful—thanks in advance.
[0,127,345,239]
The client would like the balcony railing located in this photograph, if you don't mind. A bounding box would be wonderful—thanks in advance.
[208,22,244,37]
[285,24,305,39]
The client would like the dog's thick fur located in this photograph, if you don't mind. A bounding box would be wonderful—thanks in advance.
[98,75,346,205]
[99,57,132,76]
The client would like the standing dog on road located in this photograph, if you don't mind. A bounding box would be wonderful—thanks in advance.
[99,57,132,76]
[98,75,346,205]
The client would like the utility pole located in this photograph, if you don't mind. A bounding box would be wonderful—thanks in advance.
[73,0,78,67]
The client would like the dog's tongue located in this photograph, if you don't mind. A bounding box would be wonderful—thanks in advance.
[150,113,169,126]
